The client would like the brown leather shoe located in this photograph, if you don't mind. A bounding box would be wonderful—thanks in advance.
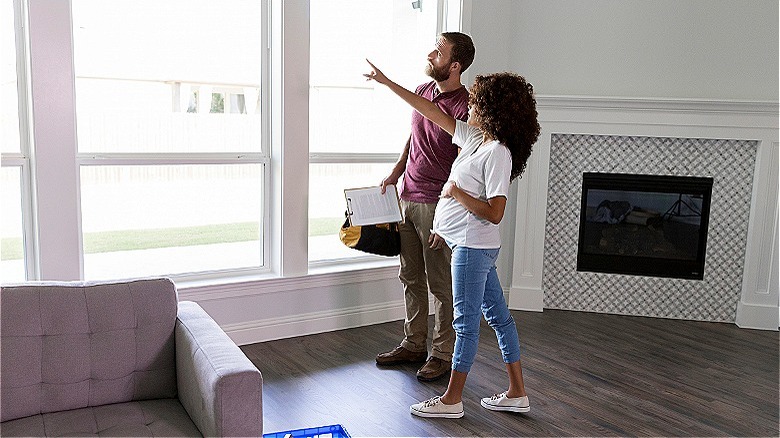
[376,345,427,365]
[416,357,452,382]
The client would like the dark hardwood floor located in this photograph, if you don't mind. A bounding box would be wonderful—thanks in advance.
[241,309,779,437]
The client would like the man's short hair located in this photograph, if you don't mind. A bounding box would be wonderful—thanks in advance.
[441,32,475,73]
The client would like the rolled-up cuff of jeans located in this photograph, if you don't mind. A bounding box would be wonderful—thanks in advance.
[452,361,471,374]
[502,351,521,364]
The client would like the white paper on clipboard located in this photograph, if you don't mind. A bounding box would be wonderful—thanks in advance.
[344,185,403,226]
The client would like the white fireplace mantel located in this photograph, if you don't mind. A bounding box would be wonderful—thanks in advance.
[508,95,779,330]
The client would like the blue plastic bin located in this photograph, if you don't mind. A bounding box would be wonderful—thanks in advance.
[263,424,351,438]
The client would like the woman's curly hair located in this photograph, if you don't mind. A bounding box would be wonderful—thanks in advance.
[469,72,540,181]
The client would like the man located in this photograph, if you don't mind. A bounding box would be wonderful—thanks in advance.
[376,32,475,382]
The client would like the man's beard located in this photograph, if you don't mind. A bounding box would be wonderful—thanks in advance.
[425,62,451,82]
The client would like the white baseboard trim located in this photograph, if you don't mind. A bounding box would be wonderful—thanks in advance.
[223,300,408,345]
[735,300,779,331]
[507,286,544,312]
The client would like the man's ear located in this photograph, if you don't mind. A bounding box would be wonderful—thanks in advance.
[450,61,462,75]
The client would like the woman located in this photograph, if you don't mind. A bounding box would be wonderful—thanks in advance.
[365,60,541,418]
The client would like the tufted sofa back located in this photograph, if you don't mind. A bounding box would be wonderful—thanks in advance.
[1,278,179,422]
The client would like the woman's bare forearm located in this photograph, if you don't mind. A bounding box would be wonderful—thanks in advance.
[365,60,456,135]
[445,183,506,224]
[384,81,456,136]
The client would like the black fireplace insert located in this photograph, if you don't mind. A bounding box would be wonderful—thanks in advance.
[576,172,714,280]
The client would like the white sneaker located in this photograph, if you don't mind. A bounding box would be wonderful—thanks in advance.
[480,392,530,413]
[410,396,464,418]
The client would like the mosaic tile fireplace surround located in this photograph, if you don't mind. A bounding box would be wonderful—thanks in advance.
[506,97,778,329]
[543,134,757,322]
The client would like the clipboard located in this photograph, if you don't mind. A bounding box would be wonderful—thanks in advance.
[344,185,403,226]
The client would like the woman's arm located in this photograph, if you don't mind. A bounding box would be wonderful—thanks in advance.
[365,60,456,136]
[441,181,506,224]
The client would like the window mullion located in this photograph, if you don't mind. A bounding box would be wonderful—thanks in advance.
[76,153,269,166]
[28,0,82,280]
[309,153,399,164]
[271,0,310,277]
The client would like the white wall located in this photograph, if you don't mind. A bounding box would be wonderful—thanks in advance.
[472,0,778,100]
[467,1,778,328]
[470,0,779,279]
[464,0,517,77]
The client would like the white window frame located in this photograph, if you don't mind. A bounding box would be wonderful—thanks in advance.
[306,0,463,269]
[1,0,37,280]
[22,0,272,282]
[73,1,272,282]
[11,0,465,283]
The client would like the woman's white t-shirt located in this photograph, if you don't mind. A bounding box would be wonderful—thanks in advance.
[433,120,511,249]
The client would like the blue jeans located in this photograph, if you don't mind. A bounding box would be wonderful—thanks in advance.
[449,245,521,373]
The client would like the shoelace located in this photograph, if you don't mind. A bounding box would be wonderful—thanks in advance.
[423,396,441,408]
[489,392,507,401]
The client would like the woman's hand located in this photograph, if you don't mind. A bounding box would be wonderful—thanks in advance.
[428,231,445,250]
[364,59,390,85]
[364,59,456,136]
[440,180,458,198]
[441,180,507,224]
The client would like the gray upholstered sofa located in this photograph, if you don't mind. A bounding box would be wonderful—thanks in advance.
[0,278,263,437]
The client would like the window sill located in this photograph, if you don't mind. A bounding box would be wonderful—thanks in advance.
[176,257,399,301]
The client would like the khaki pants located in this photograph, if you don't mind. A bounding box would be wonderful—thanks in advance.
[398,200,454,361]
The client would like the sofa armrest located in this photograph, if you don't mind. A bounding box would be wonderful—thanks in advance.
[175,301,262,437]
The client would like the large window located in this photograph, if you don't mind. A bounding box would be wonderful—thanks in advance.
[72,0,268,279]
[6,0,458,283]
[1,0,30,281]
[308,0,440,263]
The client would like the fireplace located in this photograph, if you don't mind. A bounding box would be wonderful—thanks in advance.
[576,172,714,280]
[537,132,759,322]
